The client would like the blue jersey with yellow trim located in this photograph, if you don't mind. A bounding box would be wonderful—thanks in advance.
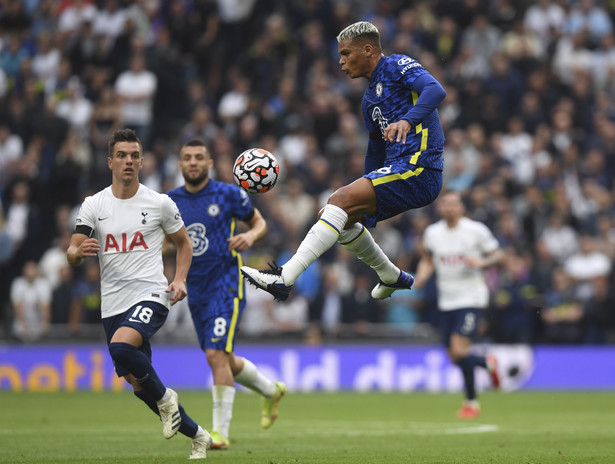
[362,54,445,170]
[167,180,253,294]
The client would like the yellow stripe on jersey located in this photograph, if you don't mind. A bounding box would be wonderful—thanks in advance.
[372,166,425,186]
[409,90,428,165]
[226,296,240,352]
[226,217,242,352]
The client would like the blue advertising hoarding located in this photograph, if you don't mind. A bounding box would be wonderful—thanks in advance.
[0,344,613,392]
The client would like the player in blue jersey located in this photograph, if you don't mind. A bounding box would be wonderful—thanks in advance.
[167,139,286,450]
[242,21,447,303]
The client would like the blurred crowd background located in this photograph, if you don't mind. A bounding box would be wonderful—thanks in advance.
[2,0,615,346]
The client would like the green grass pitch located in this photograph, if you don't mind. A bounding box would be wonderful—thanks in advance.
[0,391,613,463]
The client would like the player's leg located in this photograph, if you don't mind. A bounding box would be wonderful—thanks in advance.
[193,293,245,449]
[231,354,287,429]
[241,177,374,300]
[206,348,234,449]
[338,222,410,296]
[131,384,212,459]
[449,333,481,418]
[447,309,497,419]
[106,303,199,439]
[365,166,442,298]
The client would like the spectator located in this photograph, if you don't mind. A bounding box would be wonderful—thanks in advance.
[11,260,51,342]
[39,231,72,291]
[582,274,614,344]
[114,54,157,147]
[55,77,93,141]
[540,267,584,343]
[0,124,24,185]
[563,233,611,303]
[523,0,566,50]
[50,264,75,333]
[69,258,102,335]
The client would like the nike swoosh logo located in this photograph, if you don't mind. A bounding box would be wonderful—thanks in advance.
[128,318,142,323]
[98,217,109,221]
[210,337,222,342]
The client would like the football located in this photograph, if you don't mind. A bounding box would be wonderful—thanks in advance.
[233,148,280,194]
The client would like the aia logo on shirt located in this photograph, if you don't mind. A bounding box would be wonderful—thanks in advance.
[439,254,466,266]
[104,232,149,252]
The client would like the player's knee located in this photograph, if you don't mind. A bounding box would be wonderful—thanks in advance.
[205,348,228,367]
[109,342,138,366]
[328,188,353,212]
[328,181,376,215]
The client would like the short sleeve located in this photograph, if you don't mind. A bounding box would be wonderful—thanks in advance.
[422,226,435,254]
[230,187,254,221]
[476,223,500,254]
[75,196,97,230]
[161,194,184,235]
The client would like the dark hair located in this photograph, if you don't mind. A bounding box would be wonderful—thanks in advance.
[180,139,211,158]
[183,139,207,148]
[108,128,142,157]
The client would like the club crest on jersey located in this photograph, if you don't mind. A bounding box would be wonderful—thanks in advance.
[104,232,148,253]
[376,82,383,96]
[141,210,148,224]
[208,204,220,217]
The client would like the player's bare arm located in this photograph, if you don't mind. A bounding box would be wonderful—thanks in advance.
[384,119,412,144]
[227,208,267,252]
[464,248,505,269]
[161,234,176,256]
[413,251,435,289]
[67,233,100,266]
[166,225,192,305]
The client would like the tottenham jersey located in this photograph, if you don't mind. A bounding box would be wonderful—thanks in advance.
[363,54,445,169]
[423,217,499,311]
[167,180,254,294]
[75,184,184,318]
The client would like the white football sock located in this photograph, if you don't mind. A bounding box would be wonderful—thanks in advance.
[212,385,235,438]
[234,358,276,398]
[281,204,348,285]
[338,223,400,283]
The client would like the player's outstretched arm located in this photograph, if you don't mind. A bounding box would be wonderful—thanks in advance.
[166,225,192,305]
[66,233,100,266]
[227,208,267,252]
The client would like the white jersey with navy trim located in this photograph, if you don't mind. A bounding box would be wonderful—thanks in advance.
[75,184,184,318]
[423,217,499,311]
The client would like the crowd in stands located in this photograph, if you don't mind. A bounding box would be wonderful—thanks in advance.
[2,0,615,345]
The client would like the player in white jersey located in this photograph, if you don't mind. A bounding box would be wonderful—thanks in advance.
[67,129,212,459]
[414,191,504,419]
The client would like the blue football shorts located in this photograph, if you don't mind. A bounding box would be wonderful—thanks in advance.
[363,160,442,228]
[188,284,246,353]
[102,300,169,377]
[439,308,483,347]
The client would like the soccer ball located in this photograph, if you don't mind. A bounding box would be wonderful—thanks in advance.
[233,148,280,194]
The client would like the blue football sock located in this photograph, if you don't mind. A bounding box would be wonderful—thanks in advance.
[108,342,166,400]
[134,390,199,437]
[456,356,477,401]
[466,354,487,369]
